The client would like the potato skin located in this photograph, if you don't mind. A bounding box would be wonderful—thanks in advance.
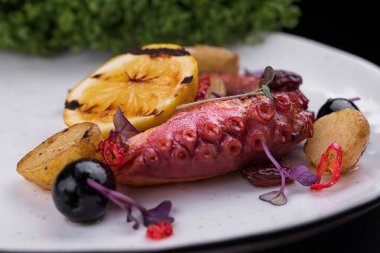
[17,122,103,190]
[304,109,370,173]
[186,45,239,74]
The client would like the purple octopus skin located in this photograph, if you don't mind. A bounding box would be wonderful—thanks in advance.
[102,73,313,186]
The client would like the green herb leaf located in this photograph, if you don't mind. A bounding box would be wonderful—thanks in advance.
[262,85,273,99]
[259,66,275,88]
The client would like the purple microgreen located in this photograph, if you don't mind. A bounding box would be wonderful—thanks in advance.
[87,179,174,230]
[259,191,287,206]
[258,141,318,206]
[211,92,222,98]
[108,194,140,229]
[144,200,174,226]
[261,141,285,174]
[289,165,317,186]
[349,97,361,102]
[244,69,263,77]
[259,141,287,206]
[262,85,273,99]
[259,66,275,89]
[113,107,139,138]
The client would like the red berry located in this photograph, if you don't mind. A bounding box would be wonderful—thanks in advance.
[146,221,173,240]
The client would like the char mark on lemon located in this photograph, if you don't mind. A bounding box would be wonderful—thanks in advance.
[181,76,193,84]
[65,100,81,110]
[130,48,190,57]
[92,73,103,79]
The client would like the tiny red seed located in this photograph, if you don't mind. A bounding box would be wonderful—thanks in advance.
[146,221,173,240]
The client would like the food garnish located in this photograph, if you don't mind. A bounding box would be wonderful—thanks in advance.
[259,141,317,206]
[17,122,103,190]
[176,66,275,110]
[317,98,359,119]
[311,143,343,190]
[349,97,361,102]
[98,107,136,168]
[53,159,174,230]
[87,179,174,229]
[305,108,370,173]
[52,159,115,222]
[146,221,173,240]
[64,43,198,136]
[112,107,140,138]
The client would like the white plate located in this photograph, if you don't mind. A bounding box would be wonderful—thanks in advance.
[1,32,379,252]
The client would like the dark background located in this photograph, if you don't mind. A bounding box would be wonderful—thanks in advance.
[287,1,379,66]
[264,1,380,252]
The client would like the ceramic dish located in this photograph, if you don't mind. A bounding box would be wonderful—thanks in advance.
[0,32,379,252]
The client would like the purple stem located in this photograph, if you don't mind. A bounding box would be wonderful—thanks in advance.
[107,194,140,229]
[348,97,361,102]
[87,179,147,215]
[261,141,287,195]
[87,178,147,229]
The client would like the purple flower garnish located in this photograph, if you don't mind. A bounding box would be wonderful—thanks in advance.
[144,201,173,226]
[288,165,317,186]
[87,179,174,230]
[259,141,317,206]
[112,107,139,138]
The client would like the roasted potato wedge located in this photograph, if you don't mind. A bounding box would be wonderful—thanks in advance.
[304,109,370,173]
[186,45,239,74]
[17,122,103,190]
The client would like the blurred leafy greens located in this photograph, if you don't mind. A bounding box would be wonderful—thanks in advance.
[0,0,300,56]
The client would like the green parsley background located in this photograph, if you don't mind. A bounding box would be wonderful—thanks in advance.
[0,0,300,56]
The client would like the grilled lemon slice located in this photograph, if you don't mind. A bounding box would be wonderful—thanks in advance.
[64,44,198,136]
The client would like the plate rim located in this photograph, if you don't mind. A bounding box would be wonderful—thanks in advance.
[1,32,380,252]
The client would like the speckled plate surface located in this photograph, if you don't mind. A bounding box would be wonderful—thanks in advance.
[1,32,379,252]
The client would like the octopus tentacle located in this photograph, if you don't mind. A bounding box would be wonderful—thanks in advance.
[101,72,314,186]
[197,122,223,144]
[195,142,218,162]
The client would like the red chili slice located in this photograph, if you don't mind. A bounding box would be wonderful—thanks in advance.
[311,142,342,190]
[99,139,125,167]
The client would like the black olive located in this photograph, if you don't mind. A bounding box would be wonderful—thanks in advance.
[52,159,116,223]
[317,98,359,119]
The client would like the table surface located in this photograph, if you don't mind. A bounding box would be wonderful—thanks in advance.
[264,1,380,252]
